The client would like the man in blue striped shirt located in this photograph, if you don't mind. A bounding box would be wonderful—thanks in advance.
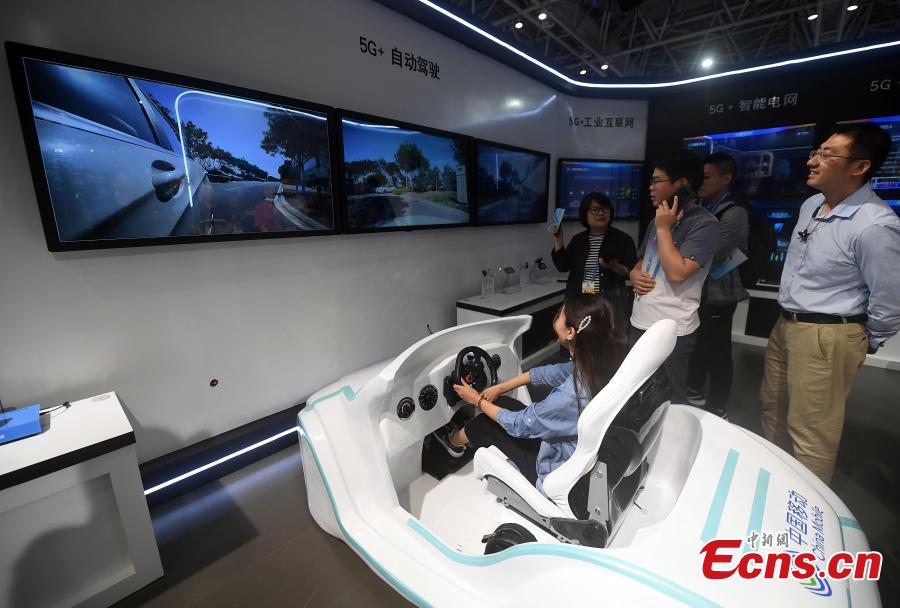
[760,122,900,484]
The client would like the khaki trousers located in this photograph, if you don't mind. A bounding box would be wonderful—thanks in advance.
[759,317,868,484]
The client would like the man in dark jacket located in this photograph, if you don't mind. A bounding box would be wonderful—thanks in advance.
[686,153,749,417]
[550,192,637,329]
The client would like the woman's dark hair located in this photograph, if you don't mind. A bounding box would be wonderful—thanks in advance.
[578,192,615,229]
[560,294,628,408]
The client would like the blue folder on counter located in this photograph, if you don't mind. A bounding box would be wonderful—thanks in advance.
[0,404,42,445]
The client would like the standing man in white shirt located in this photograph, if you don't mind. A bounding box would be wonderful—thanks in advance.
[630,151,721,405]
[760,122,900,484]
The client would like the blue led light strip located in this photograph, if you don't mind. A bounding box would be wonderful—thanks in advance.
[143,427,299,496]
[414,0,900,90]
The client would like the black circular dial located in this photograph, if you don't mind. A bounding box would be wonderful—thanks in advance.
[418,385,438,411]
[397,397,415,420]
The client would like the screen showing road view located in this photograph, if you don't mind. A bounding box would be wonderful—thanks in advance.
[475,143,549,224]
[557,160,643,219]
[341,117,470,230]
[18,57,334,245]
[839,115,900,199]
[683,124,815,198]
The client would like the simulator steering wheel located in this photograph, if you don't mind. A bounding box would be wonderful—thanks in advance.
[443,346,501,407]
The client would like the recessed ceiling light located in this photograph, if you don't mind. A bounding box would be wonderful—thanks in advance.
[701,57,714,69]
[808,13,819,21]
[847,4,858,10]
[601,64,609,70]
[538,12,547,20]
[514,21,523,29]
[579,68,587,75]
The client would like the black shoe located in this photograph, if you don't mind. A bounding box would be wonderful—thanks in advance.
[431,425,466,458]
[686,389,706,407]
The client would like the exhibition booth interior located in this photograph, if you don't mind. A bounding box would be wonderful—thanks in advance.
[0,0,898,606]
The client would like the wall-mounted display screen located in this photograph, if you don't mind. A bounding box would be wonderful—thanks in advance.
[683,124,815,198]
[748,199,804,289]
[474,141,549,225]
[886,200,900,217]
[838,115,900,199]
[556,159,643,220]
[339,113,471,231]
[6,43,336,250]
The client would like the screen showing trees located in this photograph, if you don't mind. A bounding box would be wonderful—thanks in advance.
[340,117,471,230]
[475,143,549,225]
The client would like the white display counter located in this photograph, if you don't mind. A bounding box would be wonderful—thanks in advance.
[0,392,162,608]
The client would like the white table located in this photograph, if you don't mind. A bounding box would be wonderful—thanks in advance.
[456,276,568,368]
[734,289,900,370]
[0,392,162,608]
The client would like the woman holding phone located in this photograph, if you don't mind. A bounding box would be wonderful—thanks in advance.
[550,192,637,329]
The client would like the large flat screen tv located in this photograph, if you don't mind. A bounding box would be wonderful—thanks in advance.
[338,112,472,232]
[838,115,900,200]
[474,140,549,225]
[6,42,338,251]
[556,159,643,220]
[683,124,815,198]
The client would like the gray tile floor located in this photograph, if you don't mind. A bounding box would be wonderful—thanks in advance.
[115,343,898,607]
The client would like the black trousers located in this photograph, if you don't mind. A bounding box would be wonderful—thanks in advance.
[687,302,738,411]
[629,325,697,405]
[464,396,542,485]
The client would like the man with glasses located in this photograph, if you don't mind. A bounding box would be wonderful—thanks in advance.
[629,151,720,405]
[760,123,900,484]
[686,152,750,418]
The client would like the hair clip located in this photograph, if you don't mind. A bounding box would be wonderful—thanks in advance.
[577,315,592,334]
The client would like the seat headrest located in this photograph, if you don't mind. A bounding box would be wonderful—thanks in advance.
[540,319,677,510]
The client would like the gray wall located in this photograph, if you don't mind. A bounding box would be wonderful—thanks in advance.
[0,0,647,461]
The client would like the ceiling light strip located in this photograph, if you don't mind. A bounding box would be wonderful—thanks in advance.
[414,0,900,89]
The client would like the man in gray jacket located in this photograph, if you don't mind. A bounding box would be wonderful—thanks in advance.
[686,153,749,417]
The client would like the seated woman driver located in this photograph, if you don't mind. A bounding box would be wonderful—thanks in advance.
[431,294,627,493]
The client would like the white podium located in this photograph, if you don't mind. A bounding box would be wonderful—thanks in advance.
[0,392,162,608]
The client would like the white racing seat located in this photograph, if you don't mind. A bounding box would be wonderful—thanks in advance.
[474,319,677,546]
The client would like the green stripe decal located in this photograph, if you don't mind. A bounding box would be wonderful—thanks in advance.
[306,386,357,410]
[297,419,431,607]
[701,449,739,542]
[744,468,770,551]
[406,518,721,607]
[838,516,862,531]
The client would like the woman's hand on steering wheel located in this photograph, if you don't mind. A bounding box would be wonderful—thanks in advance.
[480,384,506,403]
[453,379,481,406]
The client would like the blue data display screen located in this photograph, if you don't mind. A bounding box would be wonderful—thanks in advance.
[475,144,549,224]
[341,118,470,230]
[748,199,805,288]
[683,124,815,198]
[557,160,643,219]
[19,58,334,243]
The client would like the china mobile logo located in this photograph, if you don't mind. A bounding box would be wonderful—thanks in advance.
[700,539,882,589]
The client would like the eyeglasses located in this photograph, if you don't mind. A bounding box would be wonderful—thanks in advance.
[649,178,674,187]
[587,207,611,215]
[808,149,867,162]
